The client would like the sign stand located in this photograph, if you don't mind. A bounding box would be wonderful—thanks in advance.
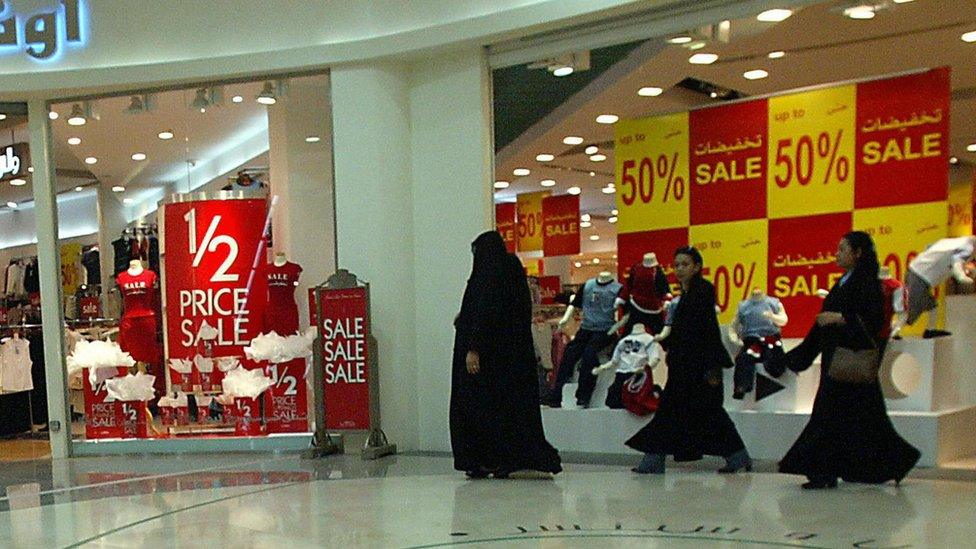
[304,269,395,460]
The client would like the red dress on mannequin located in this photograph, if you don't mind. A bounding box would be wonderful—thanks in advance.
[116,269,160,364]
[263,262,302,334]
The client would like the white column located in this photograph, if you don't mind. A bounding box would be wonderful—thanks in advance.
[27,100,71,458]
[268,77,337,327]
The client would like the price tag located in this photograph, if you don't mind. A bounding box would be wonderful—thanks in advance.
[615,112,689,233]
[689,219,768,325]
[767,85,856,218]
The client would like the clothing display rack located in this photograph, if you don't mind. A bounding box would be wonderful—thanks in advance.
[0,322,44,437]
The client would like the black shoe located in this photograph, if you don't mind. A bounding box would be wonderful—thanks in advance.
[465,468,491,479]
[801,477,837,489]
[540,398,561,408]
[923,329,951,339]
[732,389,746,400]
[718,449,752,474]
[576,399,590,409]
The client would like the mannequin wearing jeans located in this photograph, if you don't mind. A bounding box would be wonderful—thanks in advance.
[729,289,788,399]
[543,272,621,408]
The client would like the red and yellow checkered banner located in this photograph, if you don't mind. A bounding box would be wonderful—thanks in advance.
[617,68,951,336]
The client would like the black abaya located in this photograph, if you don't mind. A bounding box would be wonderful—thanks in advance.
[450,232,561,475]
[626,278,746,461]
[779,271,920,483]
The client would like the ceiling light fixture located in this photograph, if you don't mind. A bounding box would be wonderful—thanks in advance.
[743,69,769,80]
[232,95,244,103]
[27,167,33,173]
[638,86,664,97]
[608,216,618,223]
[123,198,134,204]
[131,153,147,161]
[966,143,976,152]
[768,50,786,59]
[844,5,876,19]
[585,146,599,155]
[589,235,600,241]
[540,179,556,187]
[513,168,531,176]
[191,88,210,112]
[756,8,793,22]
[84,156,97,165]
[74,186,83,192]
[596,114,619,124]
[666,36,692,44]
[112,185,125,192]
[592,258,601,264]
[580,221,592,228]
[68,137,81,145]
[689,53,719,64]
[949,156,959,164]
[574,261,582,268]
[9,178,26,186]
[48,111,59,120]
[581,213,591,222]
[305,136,321,143]
[601,185,615,194]
[590,154,607,162]
[563,136,584,145]
[67,103,87,126]
[256,81,278,105]
[962,31,976,43]
[494,181,510,189]
[535,153,555,162]
[6,201,16,209]
[892,0,914,3]
[710,91,720,98]
[0,114,6,120]
[567,186,582,195]
[611,209,618,215]
[158,129,174,140]
[552,66,574,77]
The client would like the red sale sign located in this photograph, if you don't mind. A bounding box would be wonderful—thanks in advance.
[538,275,561,304]
[542,194,580,256]
[689,99,768,224]
[264,359,309,433]
[855,68,950,209]
[79,296,101,320]
[495,202,517,253]
[83,368,125,439]
[314,286,371,430]
[162,198,269,391]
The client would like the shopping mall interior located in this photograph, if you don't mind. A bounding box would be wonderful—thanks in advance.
[1,0,975,546]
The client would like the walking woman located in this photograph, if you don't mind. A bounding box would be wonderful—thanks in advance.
[450,231,562,478]
[779,231,920,489]
[626,246,751,474]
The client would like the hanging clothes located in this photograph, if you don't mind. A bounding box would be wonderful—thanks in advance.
[81,247,101,286]
[0,336,33,392]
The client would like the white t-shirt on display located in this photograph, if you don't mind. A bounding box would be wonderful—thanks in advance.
[609,332,659,375]
[0,337,33,392]
[909,236,976,286]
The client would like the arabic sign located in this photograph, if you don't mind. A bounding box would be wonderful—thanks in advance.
[0,143,28,182]
[0,0,86,61]
[690,219,768,325]
[495,202,517,253]
[855,68,950,209]
[541,194,579,256]
[617,228,688,294]
[948,178,973,238]
[690,99,768,224]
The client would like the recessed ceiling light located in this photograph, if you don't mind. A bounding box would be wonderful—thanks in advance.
[601,185,615,193]
[596,114,619,124]
[689,53,719,64]
[756,9,792,22]
[112,185,125,192]
[84,157,97,165]
[966,143,976,152]
[590,154,607,162]
[743,69,769,80]
[232,95,244,103]
[768,51,786,59]
[638,86,664,97]
[892,0,914,3]
[585,146,599,155]
[666,36,692,44]
[580,221,592,228]
[256,81,278,105]
[611,209,618,215]
[9,178,26,186]
[494,180,510,189]
[563,136,584,145]
[581,213,591,222]
[589,235,600,241]
[949,156,959,164]
[687,42,707,51]
[6,201,16,209]
[574,261,583,268]
[131,152,147,161]
[540,179,556,187]
[535,153,554,162]
[158,130,174,140]
[710,91,720,98]
[68,137,81,145]
[67,103,87,126]
[608,216,618,223]
[513,168,531,176]
[962,30,976,43]
[552,66,574,77]
[123,198,134,204]
[0,114,6,120]
[844,6,876,19]
[27,167,33,173]
[592,258,601,264]
[305,136,321,143]
[74,186,83,192]
[48,111,58,120]
[567,186,582,195]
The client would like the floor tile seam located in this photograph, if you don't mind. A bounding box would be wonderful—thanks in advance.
[60,481,305,549]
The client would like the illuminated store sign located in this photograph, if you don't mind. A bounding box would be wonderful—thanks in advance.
[0,0,86,61]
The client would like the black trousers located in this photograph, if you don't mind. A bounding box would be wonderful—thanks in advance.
[550,329,615,406]
[605,372,632,409]
[623,306,664,336]
[733,335,785,395]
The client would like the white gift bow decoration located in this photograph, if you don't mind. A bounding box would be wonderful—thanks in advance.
[105,372,157,402]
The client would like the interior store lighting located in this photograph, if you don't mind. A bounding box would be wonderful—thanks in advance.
[601,185,615,193]
[666,36,692,44]
[552,66,574,77]
[592,258,600,264]
[844,5,876,19]
[768,51,786,59]
[689,53,719,64]
[305,136,321,143]
[608,216,618,223]
[48,111,58,120]
[756,9,792,22]
[567,186,582,195]
[84,157,97,165]
[67,103,87,126]
[596,114,619,124]
[638,87,663,97]
[589,171,596,177]
[540,179,556,187]
[123,198,134,204]
[494,180,510,189]
[68,137,81,145]
[126,96,145,114]
[743,69,769,80]
[232,95,244,103]
[611,209,618,215]
[589,235,600,241]
[949,156,959,164]
[580,221,592,228]
[27,167,33,173]
[158,129,175,140]
[563,136,584,145]
[590,154,607,162]
[191,88,210,112]
[574,261,583,268]
[581,213,591,222]
[585,146,599,155]
[131,153,147,161]
[0,114,6,120]
[6,201,16,209]
[966,143,976,152]
[535,153,555,162]
[74,186,83,192]
[892,0,913,3]
[962,31,976,43]
[112,185,125,192]
[9,178,26,186]
[513,168,531,176]
[256,82,278,105]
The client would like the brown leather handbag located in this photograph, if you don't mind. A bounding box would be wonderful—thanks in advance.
[827,315,881,384]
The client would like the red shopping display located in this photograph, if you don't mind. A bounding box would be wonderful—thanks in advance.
[312,285,371,430]
[621,366,660,416]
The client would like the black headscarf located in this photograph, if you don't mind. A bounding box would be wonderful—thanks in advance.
[842,231,880,283]
[470,231,509,280]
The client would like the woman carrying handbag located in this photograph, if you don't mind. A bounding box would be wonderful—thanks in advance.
[779,231,920,489]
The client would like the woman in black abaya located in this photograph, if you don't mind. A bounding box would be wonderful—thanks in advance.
[450,231,562,478]
[779,231,920,489]
[626,246,751,474]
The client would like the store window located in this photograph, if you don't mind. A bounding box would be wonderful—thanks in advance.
[9,73,336,449]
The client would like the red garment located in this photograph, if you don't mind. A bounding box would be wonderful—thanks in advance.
[880,278,907,339]
[619,263,671,313]
[117,270,158,318]
[263,261,302,334]
[118,315,160,364]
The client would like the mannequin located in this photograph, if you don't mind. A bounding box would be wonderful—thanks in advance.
[879,266,907,339]
[264,252,303,335]
[906,236,975,337]
[592,323,661,409]
[728,287,788,399]
[614,252,672,337]
[543,271,622,408]
[116,259,161,367]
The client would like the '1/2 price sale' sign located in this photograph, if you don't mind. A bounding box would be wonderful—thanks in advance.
[314,286,371,430]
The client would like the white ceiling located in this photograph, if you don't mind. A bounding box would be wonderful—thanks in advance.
[495,0,976,265]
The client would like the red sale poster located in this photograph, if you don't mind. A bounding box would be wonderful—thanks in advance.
[495,202,517,253]
[542,194,580,256]
[314,285,371,430]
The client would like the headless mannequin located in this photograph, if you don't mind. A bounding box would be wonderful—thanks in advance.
[273,252,288,267]
[592,323,661,375]
[128,259,144,276]
[611,253,670,336]
[729,287,788,399]
[880,266,907,338]
[558,271,615,329]
[729,288,788,347]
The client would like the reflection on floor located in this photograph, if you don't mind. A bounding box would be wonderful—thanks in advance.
[1,453,975,547]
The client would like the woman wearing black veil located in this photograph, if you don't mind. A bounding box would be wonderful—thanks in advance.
[450,231,562,478]
[779,231,920,489]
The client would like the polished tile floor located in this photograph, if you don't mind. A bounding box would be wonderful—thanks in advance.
[1,452,974,548]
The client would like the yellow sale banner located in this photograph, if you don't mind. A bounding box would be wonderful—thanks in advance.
[948,179,973,237]
[689,219,769,325]
[767,85,856,218]
[615,112,689,233]
[516,190,550,252]
[854,201,948,335]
